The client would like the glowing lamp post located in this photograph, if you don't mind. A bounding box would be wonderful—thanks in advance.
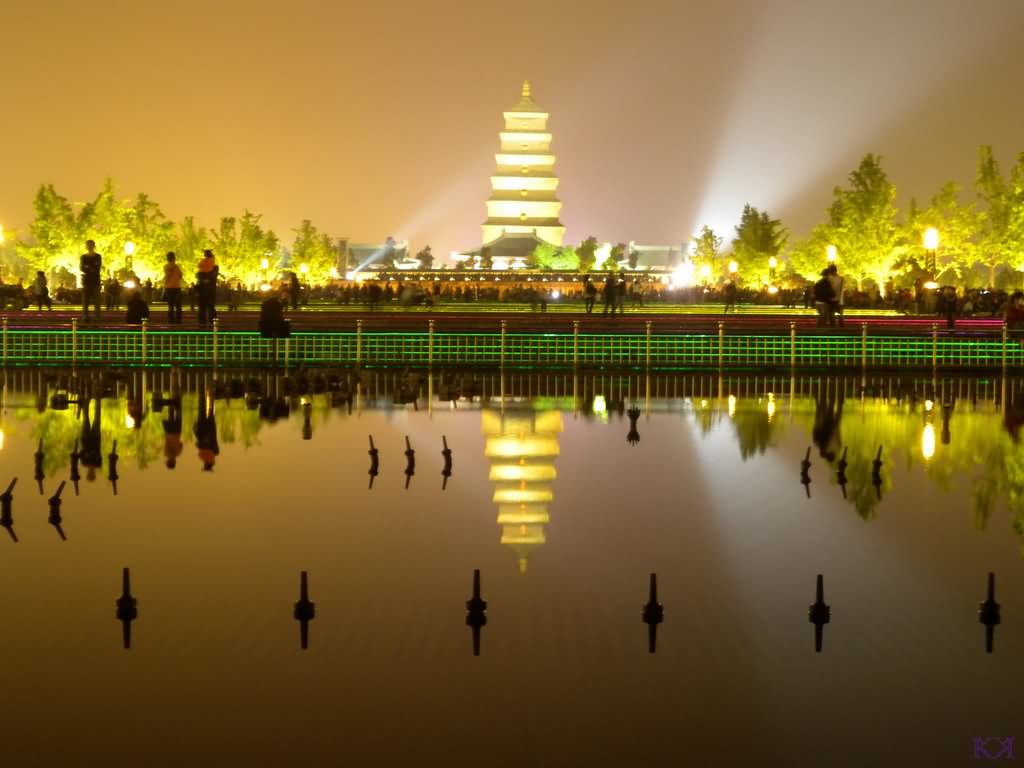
[923,227,939,287]
[299,263,309,276]
[699,264,711,285]
[826,244,837,265]
[260,255,270,287]
[768,255,777,283]
[124,241,136,271]
[328,267,339,280]
[728,260,738,278]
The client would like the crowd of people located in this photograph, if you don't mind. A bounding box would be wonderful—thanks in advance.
[1,240,1021,329]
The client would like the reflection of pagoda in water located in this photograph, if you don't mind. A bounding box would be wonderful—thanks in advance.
[482,411,563,574]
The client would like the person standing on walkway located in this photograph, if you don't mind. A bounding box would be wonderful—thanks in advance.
[583,275,597,314]
[615,272,627,314]
[32,271,52,311]
[196,249,219,326]
[826,264,845,327]
[602,273,616,316]
[163,251,183,324]
[289,271,301,310]
[813,270,834,328]
[79,240,102,320]
[723,280,737,314]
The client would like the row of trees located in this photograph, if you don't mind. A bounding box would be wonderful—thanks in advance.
[526,146,1024,294]
[5,179,344,286]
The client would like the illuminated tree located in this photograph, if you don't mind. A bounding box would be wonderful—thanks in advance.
[690,226,723,281]
[291,220,340,283]
[902,183,980,284]
[576,236,599,271]
[532,242,580,270]
[731,204,787,285]
[208,211,279,284]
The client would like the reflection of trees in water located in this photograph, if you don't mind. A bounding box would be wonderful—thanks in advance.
[12,395,270,474]
[694,393,1024,541]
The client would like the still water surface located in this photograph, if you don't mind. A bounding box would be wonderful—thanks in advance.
[0,373,1021,766]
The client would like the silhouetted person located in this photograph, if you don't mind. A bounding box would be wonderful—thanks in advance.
[196,249,219,325]
[289,271,301,310]
[602,273,616,316]
[32,271,52,311]
[441,436,453,489]
[615,271,627,314]
[80,240,102,320]
[164,251,183,323]
[259,295,291,338]
[125,292,149,324]
[723,280,737,314]
[583,276,597,313]
[194,389,219,471]
[80,397,103,482]
[939,285,957,329]
[1,478,17,542]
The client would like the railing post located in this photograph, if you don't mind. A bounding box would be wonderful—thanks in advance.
[931,323,938,370]
[1,317,7,367]
[212,317,219,371]
[999,321,1007,376]
[356,319,363,365]
[645,320,652,371]
[572,320,580,369]
[72,317,78,368]
[717,321,724,369]
[789,321,796,369]
[284,338,290,371]
[500,319,507,369]
[860,322,867,371]
[428,319,435,368]
[141,318,148,366]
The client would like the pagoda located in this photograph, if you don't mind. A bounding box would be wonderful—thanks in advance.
[482,410,563,574]
[480,81,566,258]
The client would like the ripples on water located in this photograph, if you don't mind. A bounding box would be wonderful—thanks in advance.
[0,369,1020,766]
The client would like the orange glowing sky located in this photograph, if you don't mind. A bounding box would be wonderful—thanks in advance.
[2,0,1022,256]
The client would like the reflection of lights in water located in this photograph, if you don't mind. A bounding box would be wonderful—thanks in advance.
[728,395,737,417]
[0,428,5,450]
[767,392,776,421]
[922,423,936,460]
[924,399,934,412]
[592,395,607,414]
[700,399,709,409]
[124,412,135,429]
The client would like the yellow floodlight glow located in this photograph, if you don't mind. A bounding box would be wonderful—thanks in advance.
[484,437,560,458]
[299,263,309,275]
[671,262,695,288]
[768,256,778,269]
[0,224,5,243]
[923,227,940,251]
[260,257,270,270]
[593,395,607,414]
[728,260,738,274]
[767,392,776,422]
[328,267,339,279]
[699,399,709,409]
[259,283,272,292]
[125,411,135,429]
[923,280,939,290]
[124,241,136,256]
[922,423,936,460]
[924,399,934,412]
[0,427,5,450]
[826,244,837,262]
[728,394,737,417]
[123,279,136,289]
[767,285,779,294]
[699,264,712,280]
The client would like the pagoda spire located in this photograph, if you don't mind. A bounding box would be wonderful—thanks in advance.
[481,82,565,248]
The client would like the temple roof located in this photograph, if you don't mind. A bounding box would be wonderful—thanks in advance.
[508,80,542,113]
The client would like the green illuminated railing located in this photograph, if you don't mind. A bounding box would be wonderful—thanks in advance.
[0,324,1020,370]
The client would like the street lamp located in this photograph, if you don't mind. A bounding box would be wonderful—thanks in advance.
[299,263,309,276]
[768,255,777,282]
[923,227,939,287]
[124,241,135,271]
[728,260,738,275]
[826,244,837,264]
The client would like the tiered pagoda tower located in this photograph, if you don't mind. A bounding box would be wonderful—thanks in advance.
[482,410,563,574]
[481,81,566,253]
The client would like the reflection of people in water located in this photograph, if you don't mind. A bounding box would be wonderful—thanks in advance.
[80,397,103,481]
[163,398,183,469]
[812,392,844,461]
[1004,394,1024,441]
[194,389,220,471]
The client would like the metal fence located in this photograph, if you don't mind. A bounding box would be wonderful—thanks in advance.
[0,318,1019,370]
